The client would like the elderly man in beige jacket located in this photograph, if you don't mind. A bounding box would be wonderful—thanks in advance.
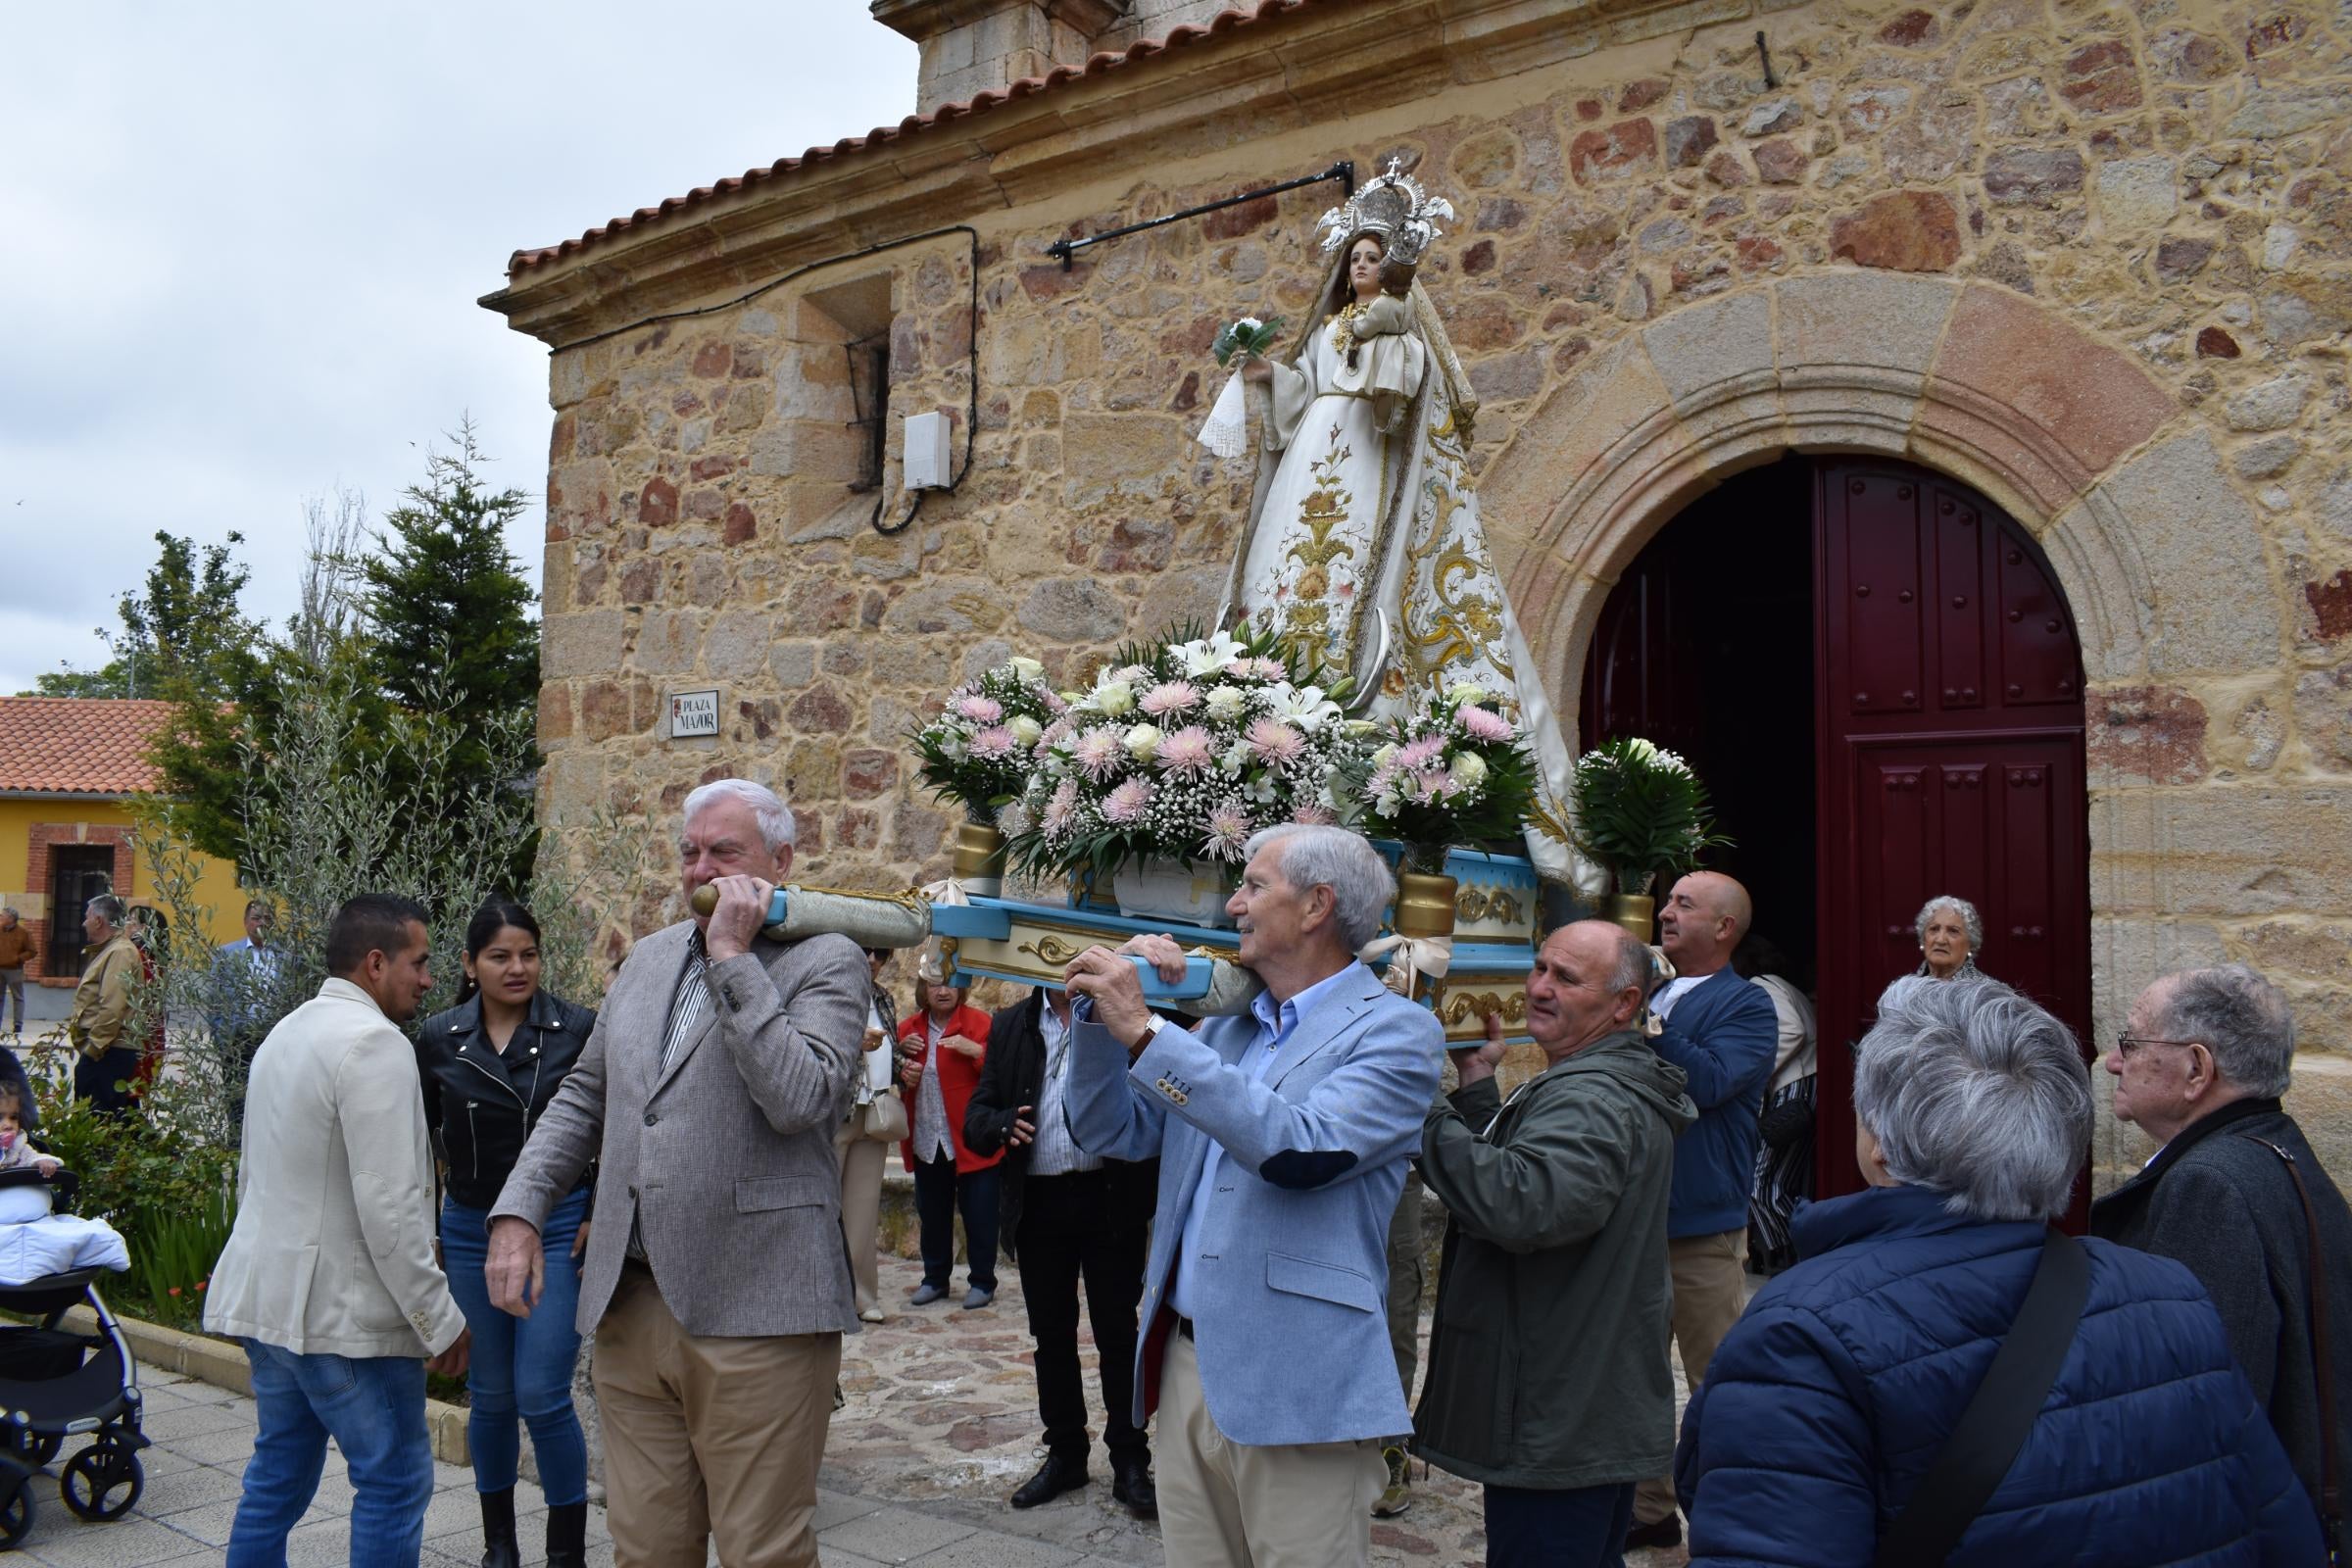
[205,893,469,1568]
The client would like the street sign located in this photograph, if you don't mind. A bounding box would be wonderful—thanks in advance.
[668,688,720,739]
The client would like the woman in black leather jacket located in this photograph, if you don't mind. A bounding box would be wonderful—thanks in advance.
[415,898,597,1568]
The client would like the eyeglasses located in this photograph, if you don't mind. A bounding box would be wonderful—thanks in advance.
[2113,1031,2202,1059]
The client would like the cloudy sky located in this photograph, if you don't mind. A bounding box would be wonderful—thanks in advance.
[0,5,915,698]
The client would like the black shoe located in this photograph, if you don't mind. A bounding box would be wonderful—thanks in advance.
[545,1500,589,1568]
[1111,1457,1157,1519]
[1624,1514,1683,1550]
[1010,1452,1090,1509]
[478,1487,520,1568]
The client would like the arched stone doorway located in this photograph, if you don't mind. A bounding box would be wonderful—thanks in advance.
[1576,454,2091,1201]
[1478,270,2287,1198]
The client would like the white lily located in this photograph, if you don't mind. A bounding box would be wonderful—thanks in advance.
[1178,631,1249,678]
[1264,683,1338,732]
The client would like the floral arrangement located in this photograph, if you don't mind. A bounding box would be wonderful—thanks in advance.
[1568,736,1734,896]
[1352,684,1540,874]
[910,658,1066,823]
[1009,622,1364,884]
[1211,316,1287,367]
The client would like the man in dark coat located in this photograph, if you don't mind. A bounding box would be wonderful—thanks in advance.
[1415,921,1695,1566]
[1630,871,1779,1549]
[963,985,1158,1517]
[2094,962,2352,1528]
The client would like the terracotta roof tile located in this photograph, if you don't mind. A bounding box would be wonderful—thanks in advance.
[0,699,176,796]
[506,0,1321,277]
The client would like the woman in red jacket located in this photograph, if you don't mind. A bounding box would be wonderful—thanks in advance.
[898,975,1004,1308]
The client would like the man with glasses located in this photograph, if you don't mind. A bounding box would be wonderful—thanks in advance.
[2094,963,2352,1535]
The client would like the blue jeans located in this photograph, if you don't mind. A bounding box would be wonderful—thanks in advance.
[1483,1481,1635,1568]
[229,1341,434,1568]
[441,1188,589,1505]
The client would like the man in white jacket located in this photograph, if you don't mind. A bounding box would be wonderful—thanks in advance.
[206,894,470,1568]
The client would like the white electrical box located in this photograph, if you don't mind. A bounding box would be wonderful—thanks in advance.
[903,411,953,490]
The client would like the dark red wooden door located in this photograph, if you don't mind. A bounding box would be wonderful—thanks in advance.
[1578,457,2090,1207]
[1813,461,2089,1201]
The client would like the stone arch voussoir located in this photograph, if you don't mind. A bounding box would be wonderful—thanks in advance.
[1477,271,2248,717]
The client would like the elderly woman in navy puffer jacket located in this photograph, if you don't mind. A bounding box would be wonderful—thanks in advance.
[1676,974,2322,1568]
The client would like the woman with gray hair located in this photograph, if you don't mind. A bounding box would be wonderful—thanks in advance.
[1675,974,2323,1566]
[1913,895,1984,980]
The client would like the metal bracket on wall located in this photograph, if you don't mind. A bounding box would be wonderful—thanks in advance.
[1044,160,1356,271]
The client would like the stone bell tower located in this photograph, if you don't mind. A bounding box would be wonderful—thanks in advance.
[873,0,1249,114]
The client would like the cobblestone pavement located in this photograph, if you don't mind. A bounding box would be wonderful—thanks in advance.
[7,1250,1693,1567]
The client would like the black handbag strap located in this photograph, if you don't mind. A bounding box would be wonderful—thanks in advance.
[2238,1134,2344,1564]
[1876,1228,2091,1568]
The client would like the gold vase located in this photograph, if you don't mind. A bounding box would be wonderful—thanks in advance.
[951,820,1007,896]
[1395,872,1460,940]
[1598,892,1655,944]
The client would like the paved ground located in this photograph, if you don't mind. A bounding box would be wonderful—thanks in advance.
[6,1253,1696,1567]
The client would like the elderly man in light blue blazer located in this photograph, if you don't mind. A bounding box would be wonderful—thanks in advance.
[1063,824,1444,1568]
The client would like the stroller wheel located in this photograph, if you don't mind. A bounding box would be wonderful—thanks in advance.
[0,1477,32,1546]
[59,1446,139,1522]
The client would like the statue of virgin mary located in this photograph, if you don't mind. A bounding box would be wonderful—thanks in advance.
[1206,160,1600,892]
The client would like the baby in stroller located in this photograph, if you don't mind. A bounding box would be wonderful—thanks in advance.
[0,1085,61,1178]
[0,1054,126,1279]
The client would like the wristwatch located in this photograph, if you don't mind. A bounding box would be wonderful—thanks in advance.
[1129,1013,1164,1054]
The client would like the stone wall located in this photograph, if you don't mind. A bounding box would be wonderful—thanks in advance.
[506,0,2351,1186]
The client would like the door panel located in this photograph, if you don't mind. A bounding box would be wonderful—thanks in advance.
[1815,460,2088,1207]
[48,847,113,977]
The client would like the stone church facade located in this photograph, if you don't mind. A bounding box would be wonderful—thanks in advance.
[485,0,2352,1188]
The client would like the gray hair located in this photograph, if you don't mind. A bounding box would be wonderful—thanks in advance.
[0,907,16,921]
[682,778,797,853]
[1855,974,2090,1223]
[1915,895,1984,952]
[1244,825,1396,953]
[85,894,126,929]
[1603,924,1651,998]
[2153,964,2294,1099]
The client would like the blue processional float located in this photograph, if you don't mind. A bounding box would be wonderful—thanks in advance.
[701,162,1733,1031]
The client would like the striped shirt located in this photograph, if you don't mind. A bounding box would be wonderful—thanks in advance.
[628,931,711,1262]
[1027,997,1101,1178]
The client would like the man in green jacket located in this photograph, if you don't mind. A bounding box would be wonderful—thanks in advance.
[1414,920,1696,1568]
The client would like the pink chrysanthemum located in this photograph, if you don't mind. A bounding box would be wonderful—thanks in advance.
[1155,725,1216,777]
[1200,801,1253,859]
[955,695,1004,723]
[1458,705,1514,742]
[1071,727,1124,782]
[1040,688,1068,713]
[1037,716,1075,750]
[1103,778,1156,824]
[1246,716,1306,764]
[1247,658,1287,680]
[968,727,1017,760]
[1291,802,1336,826]
[1411,771,1459,804]
[1042,780,1080,837]
[1140,680,1202,716]
[1397,736,1448,770]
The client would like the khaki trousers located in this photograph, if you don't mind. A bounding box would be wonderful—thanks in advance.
[593,1263,843,1567]
[834,1119,888,1314]
[1634,1229,1749,1526]
[1157,1330,1383,1568]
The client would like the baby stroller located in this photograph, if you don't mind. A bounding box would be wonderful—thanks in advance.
[0,1165,149,1548]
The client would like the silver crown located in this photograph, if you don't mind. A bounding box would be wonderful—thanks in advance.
[1315,159,1456,268]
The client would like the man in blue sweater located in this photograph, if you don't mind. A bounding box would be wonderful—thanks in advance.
[1628,870,1779,1551]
